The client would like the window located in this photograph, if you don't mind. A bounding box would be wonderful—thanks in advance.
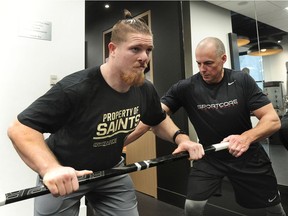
[239,55,264,89]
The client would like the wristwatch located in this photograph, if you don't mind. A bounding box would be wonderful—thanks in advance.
[172,129,187,143]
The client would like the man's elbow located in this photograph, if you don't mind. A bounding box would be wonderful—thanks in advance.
[275,119,281,131]
[270,115,281,133]
[7,120,16,140]
[7,119,22,144]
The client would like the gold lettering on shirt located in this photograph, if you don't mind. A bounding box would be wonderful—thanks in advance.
[93,106,140,140]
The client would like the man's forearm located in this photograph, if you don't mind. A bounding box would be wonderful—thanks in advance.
[7,120,60,177]
[124,121,151,145]
[242,117,280,144]
[151,115,189,144]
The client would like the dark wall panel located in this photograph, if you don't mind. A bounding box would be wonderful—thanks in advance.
[85,1,189,208]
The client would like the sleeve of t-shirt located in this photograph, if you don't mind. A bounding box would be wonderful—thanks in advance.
[243,73,271,111]
[160,81,183,114]
[17,82,73,133]
[140,81,166,126]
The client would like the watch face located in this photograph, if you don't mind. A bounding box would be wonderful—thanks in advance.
[173,130,186,143]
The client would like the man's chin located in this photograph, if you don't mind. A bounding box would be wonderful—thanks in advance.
[131,75,145,86]
[121,73,145,86]
[135,78,145,86]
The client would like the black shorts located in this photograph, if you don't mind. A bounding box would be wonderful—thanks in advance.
[186,144,281,208]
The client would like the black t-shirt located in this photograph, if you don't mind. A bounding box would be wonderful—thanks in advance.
[18,66,166,171]
[161,68,270,159]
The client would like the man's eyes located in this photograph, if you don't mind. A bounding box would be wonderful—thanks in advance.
[131,47,140,52]
[197,62,213,66]
[131,47,153,54]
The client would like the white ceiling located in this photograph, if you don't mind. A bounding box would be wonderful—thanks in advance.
[204,0,288,33]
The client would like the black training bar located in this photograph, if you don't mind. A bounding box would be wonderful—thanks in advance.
[0,142,228,206]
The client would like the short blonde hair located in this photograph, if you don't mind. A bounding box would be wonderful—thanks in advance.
[111,9,152,43]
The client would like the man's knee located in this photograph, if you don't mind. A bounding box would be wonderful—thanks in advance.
[184,199,207,216]
[266,203,286,216]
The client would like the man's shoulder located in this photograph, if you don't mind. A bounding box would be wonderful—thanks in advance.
[176,73,201,88]
[69,66,100,79]
[224,68,240,76]
[60,66,101,87]
[225,68,248,81]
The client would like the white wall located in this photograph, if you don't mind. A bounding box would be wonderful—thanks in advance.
[189,1,232,76]
[0,0,85,215]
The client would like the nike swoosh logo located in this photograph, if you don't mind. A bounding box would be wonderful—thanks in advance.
[228,80,236,86]
[268,195,277,202]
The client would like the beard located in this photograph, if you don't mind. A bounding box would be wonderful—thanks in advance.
[120,69,145,86]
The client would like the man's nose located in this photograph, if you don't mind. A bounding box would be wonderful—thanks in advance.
[139,51,150,62]
[198,63,206,71]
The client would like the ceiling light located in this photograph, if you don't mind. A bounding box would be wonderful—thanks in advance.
[247,41,283,56]
[237,35,250,47]
[104,4,110,9]
[248,1,283,57]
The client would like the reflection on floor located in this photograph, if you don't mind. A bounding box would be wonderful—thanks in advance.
[137,191,184,216]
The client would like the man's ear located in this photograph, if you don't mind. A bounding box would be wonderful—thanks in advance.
[222,54,227,63]
[108,42,117,56]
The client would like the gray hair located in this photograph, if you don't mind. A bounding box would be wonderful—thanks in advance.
[198,37,226,57]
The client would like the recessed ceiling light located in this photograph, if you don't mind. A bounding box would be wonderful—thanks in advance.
[285,7,288,11]
[104,4,110,9]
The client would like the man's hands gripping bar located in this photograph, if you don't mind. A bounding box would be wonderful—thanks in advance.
[0,142,229,206]
[205,142,230,152]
